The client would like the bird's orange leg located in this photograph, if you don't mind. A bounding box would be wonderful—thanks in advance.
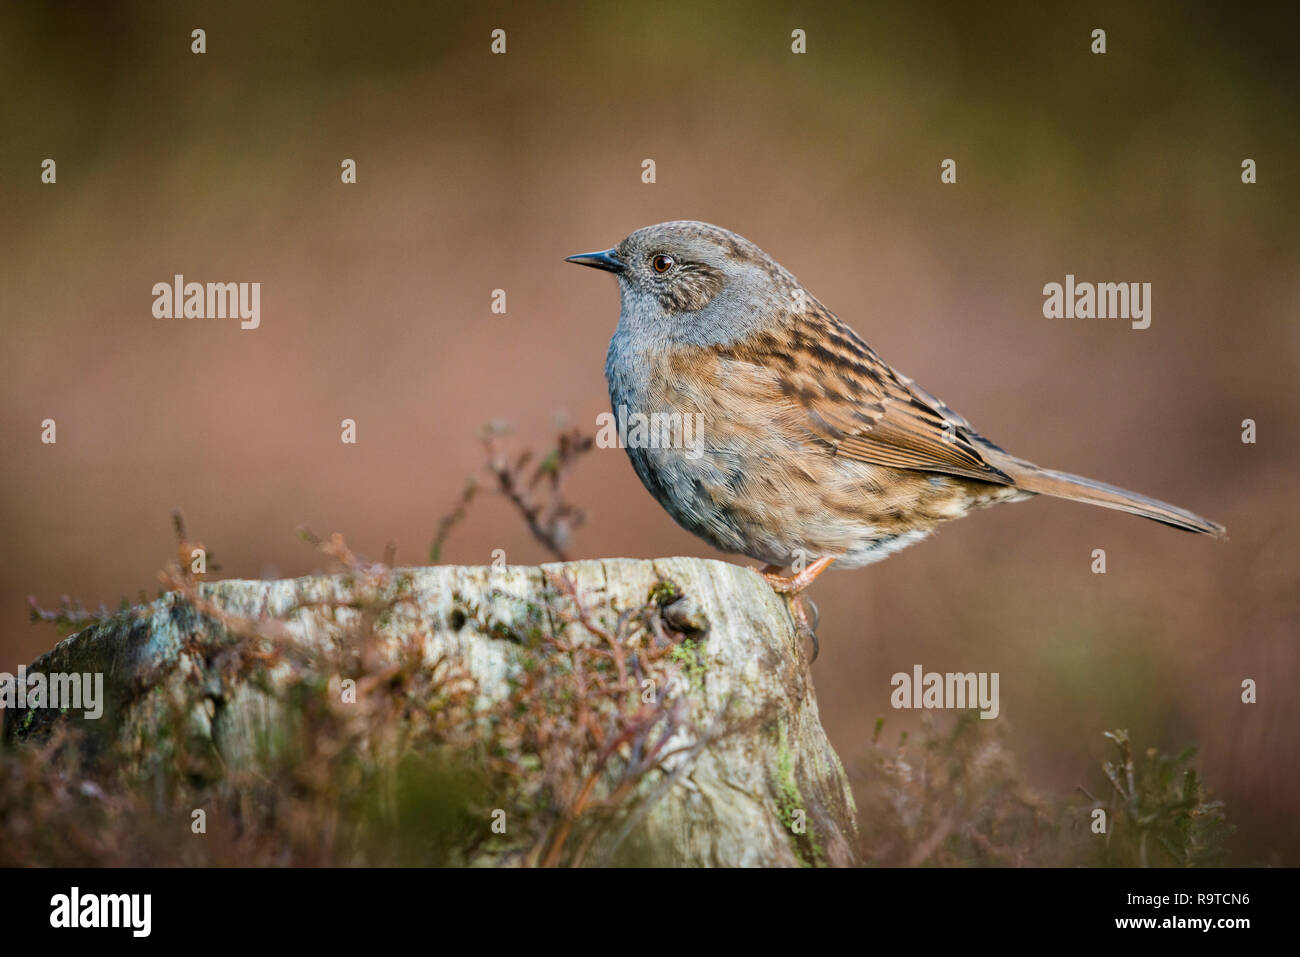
[761,556,836,662]
[762,556,836,594]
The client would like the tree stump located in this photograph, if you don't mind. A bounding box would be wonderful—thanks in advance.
[4,557,858,866]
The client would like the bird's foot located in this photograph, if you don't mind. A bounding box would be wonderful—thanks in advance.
[760,556,835,594]
[760,557,835,663]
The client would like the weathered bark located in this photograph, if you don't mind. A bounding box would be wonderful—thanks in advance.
[6,558,858,866]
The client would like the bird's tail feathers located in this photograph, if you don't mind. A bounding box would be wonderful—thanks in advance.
[1001,460,1226,538]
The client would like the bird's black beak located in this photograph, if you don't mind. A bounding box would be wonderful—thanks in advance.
[565,248,625,273]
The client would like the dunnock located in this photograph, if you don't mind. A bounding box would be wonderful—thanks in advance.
[567,221,1224,657]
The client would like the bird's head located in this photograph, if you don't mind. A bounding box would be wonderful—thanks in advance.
[566,220,804,348]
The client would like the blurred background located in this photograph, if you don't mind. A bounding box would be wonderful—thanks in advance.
[2,1,1296,864]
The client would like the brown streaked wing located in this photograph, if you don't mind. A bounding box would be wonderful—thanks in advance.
[714,312,1014,485]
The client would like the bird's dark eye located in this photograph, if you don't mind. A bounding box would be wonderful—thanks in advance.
[651,254,675,274]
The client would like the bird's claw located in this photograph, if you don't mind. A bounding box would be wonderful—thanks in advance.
[761,559,833,664]
[762,577,821,663]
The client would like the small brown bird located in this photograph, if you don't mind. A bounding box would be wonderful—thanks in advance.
[567,221,1224,656]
